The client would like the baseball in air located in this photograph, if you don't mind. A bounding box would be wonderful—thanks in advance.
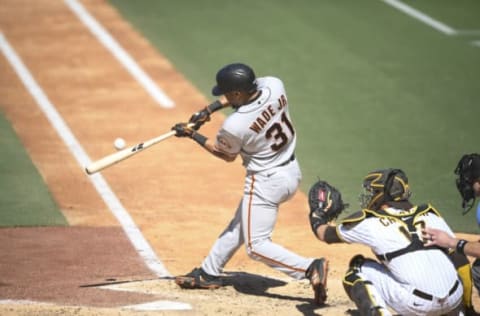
[114,137,126,150]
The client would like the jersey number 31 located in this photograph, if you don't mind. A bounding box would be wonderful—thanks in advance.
[266,111,295,151]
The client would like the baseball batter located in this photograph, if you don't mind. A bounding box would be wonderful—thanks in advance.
[171,62,328,305]
[308,169,463,316]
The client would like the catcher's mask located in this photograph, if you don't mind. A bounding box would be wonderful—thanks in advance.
[359,168,411,210]
[454,153,480,214]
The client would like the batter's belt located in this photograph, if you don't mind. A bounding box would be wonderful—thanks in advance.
[413,280,459,301]
[246,153,296,176]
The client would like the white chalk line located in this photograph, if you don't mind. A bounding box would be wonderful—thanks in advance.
[64,0,174,108]
[101,283,192,311]
[0,297,191,311]
[0,32,170,278]
[456,29,480,36]
[381,0,457,35]
[0,300,51,306]
[381,0,480,48]
[123,300,192,311]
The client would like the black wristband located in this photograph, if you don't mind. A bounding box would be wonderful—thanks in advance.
[206,100,223,113]
[456,239,468,255]
[192,132,207,147]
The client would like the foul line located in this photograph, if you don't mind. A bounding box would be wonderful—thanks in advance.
[0,32,170,278]
[382,0,457,35]
[64,0,174,108]
[456,29,480,36]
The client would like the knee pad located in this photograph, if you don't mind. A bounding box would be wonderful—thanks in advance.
[343,254,366,296]
[349,254,366,270]
[343,255,387,316]
[343,258,365,300]
[350,282,386,316]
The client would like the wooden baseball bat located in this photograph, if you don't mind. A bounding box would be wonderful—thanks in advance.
[85,123,194,175]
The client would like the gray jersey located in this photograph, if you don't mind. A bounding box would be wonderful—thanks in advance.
[215,76,296,172]
[202,76,311,282]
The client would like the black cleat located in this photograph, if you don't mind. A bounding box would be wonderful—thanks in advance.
[306,258,329,305]
[174,267,223,289]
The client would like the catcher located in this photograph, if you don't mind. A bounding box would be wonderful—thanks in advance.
[308,169,464,316]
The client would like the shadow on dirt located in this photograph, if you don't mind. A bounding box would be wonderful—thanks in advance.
[223,271,333,316]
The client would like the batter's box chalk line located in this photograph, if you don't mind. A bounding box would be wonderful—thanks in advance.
[100,281,192,311]
[122,300,192,311]
[0,300,54,306]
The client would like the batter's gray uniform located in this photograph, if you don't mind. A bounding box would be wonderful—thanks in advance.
[201,76,314,279]
[338,204,463,316]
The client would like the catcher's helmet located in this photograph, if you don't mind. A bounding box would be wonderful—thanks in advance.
[211,63,257,96]
[454,153,480,214]
[360,168,411,210]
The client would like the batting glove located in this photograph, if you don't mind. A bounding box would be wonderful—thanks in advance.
[172,123,194,138]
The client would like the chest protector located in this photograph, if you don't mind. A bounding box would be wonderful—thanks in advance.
[343,204,443,262]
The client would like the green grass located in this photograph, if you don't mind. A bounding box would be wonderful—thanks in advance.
[109,0,480,232]
[402,0,480,29]
[0,110,67,227]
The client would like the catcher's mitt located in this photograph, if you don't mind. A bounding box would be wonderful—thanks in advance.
[308,180,349,235]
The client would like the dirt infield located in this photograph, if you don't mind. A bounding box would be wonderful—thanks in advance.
[0,1,479,315]
[0,227,157,307]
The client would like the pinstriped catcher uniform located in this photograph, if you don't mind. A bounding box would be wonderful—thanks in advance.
[308,169,463,315]
[338,204,462,315]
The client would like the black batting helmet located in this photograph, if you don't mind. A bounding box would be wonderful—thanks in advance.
[360,168,411,210]
[211,63,257,96]
[454,153,480,214]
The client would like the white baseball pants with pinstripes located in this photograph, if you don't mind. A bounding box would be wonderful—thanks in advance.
[358,260,463,316]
